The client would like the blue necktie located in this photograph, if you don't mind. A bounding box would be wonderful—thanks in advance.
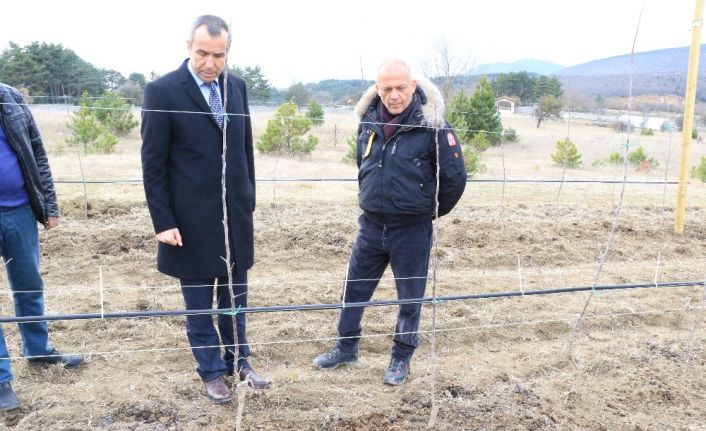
[208,82,224,128]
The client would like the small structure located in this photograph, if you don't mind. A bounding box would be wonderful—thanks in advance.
[496,96,517,113]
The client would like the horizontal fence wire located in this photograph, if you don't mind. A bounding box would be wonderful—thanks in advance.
[53,178,679,185]
[6,101,695,131]
[2,257,698,295]
[2,302,703,363]
[0,280,702,324]
[4,101,689,140]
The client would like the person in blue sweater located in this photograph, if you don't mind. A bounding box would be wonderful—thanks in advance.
[0,83,84,411]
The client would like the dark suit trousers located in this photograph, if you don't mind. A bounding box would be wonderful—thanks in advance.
[180,272,250,382]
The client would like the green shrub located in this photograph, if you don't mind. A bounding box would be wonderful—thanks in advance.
[90,132,119,154]
[640,128,654,136]
[692,156,706,182]
[66,106,102,149]
[343,134,357,164]
[305,100,324,126]
[65,92,118,154]
[463,146,486,177]
[92,91,138,136]
[291,135,318,155]
[627,146,659,172]
[627,146,647,165]
[627,146,659,167]
[502,127,518,143]
[257,101,318,156]
[470,131,491,152]
[607,151,625,165]
[550,138,582,168]
[591,150,625,168]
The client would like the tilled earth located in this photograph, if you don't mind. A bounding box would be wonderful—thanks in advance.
[0,194,705,430]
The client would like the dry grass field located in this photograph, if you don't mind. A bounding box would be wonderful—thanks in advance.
[0,106,705,430]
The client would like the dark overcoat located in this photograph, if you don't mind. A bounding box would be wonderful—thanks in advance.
[141,60,255,278]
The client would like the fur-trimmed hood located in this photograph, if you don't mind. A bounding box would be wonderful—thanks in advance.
[354,76,445,128]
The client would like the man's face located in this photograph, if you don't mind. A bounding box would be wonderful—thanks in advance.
[188,25,228,83]
[376,65,417,115]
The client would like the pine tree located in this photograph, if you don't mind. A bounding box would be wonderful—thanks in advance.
[447,90,473,144]
[305,100,324,126]
[66,91,118,153]
[257,102,318,156]
[551,138,582,168]
[92,91,138,136]
[448,77,502,145]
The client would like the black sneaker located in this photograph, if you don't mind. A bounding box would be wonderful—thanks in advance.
[0,382,20,411]
[312,346,358,370]
[383,358,410,386]
[27,349,84,369]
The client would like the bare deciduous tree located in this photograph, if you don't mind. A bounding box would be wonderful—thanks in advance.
[421,36,474,100]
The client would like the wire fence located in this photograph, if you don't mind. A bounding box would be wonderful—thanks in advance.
[2,28,706,429]
[0,279,702,324]
[52,178,680,185]
[2,301,703,363]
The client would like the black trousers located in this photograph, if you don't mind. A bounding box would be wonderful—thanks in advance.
[180,272,250,381]
[336,214,432,362]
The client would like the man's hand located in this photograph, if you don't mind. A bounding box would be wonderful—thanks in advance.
[44,216,60,230]
[155,228,183,246]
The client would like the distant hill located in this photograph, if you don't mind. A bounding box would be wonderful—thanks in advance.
[555,45,706,76]
[294,45,705,105]
[471,59,563,75]
[555,45,706,100]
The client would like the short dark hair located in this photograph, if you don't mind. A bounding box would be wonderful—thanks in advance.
[189,15,231,49]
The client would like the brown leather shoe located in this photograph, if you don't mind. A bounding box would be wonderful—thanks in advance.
[239,367,271,389]
[204,376,232,404]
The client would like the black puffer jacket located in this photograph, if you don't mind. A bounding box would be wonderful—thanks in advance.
[0,83,58,223]
[354,78,466,225]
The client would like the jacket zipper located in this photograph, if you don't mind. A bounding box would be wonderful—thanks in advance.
[378,130,405,168]
[363,114,414,212]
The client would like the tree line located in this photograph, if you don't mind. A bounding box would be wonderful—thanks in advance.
[0,40,567,112]
[491,71,562,105]
[0,42,148,103]
[0,42,275,105]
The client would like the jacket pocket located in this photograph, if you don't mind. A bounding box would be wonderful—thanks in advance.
[3,109,28,142]
[390,156,435,212]
[358,155,379,211]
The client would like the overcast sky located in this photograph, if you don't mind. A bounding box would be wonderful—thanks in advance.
[0,0,700,88]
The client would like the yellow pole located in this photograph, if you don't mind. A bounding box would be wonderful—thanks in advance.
[675,0,705,234]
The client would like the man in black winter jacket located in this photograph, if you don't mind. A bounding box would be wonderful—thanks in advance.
[313,59,466,385]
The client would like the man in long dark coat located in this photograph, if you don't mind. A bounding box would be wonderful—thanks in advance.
[141,15,270,404]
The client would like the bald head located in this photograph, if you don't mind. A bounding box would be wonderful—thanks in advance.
[376,59,417,115]
[377,59,412,79]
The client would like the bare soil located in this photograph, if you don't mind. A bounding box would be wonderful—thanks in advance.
[0,193,704,430]
[0,108,705,430]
